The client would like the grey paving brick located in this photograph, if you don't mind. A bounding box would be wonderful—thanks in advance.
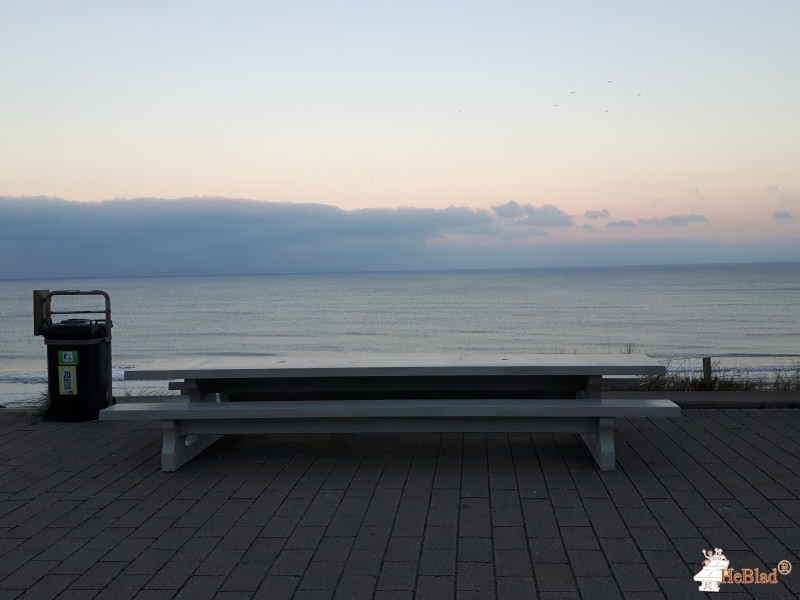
[424,525,457,549]
[418,547,456,576]
[416,575,454,600]
[377,561,417,591]
[298,561,344,591]
[9,573,77,600]
[384,537,421,561]
[576,576,622,600]
[608,560,660,591]
[618,506,659,528]
[123,548,176,576]
[495,549,533,577]
[497,575,537,599]
[333,575,376,600]
[45,590,98,600]
[220,561,269,591]
[493,526,527,550]
[49,548,108,575]
[566,549,610,576]
[93,574,150,600]
[628,526,673,551]
[175,574,225,599]
[534,563,578,592]
[459,537,492,562]
[294,591,334,600]
[554,504,590,527]
[103,539,151,562]
[0,559,58,589]
[70,561,127,589]
[598,537,645,564]
[641,549,692,577]
[342,548,384,576]
[253,574,300,600]
[561,526,601,550]
[457,561,494,590]
[528,537,567,563]
[313,536,355,562]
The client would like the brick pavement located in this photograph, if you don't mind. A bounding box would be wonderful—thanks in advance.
[0,408,798,599]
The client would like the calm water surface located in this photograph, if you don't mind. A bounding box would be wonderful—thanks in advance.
[1,263,798,407]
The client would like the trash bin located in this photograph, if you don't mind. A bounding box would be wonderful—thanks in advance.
[34,290,113,421]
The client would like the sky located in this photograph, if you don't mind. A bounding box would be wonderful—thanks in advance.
[1,1,799,276]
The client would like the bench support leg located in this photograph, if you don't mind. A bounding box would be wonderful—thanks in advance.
[580,417,616,471]
[160,421,222,472]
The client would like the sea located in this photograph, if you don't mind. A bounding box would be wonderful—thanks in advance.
[1,263,798,409]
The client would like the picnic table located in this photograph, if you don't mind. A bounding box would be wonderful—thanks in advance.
[100,353,679,471]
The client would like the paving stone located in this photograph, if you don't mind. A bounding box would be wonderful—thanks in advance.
[376,561,417,591]
[493,526,527,550]
[566,549,610,577]
[418,547,456,576]
[0,560,58,589]
[252,574,300,600]
[457,562,495,591]
[561,527,601,550]
[575,576,622,600]
[608,560,660,591]
[384,537,421,561]
[92,574,150,600]
[175,574,225,599]
[528,537,567,563]
[312,537,355,562]
[342,549,384,576]
[298,561,344,591]
[495,549,534,577]
[598,537,645,564]
[416,575,454,600]
[70,561,127,589]
[458,537,492,562]
[267,549,314,576]
[496,575,536,599]
[534,563,578,592]
[333,575,376,600]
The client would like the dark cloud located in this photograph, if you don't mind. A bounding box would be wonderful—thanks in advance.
[773,210,794,220]
[491,201,574,227]
[584,209,611,220]
[582,224,597,232]
[607,220,636,228]
[0,197,797,278]
[638,214,708,226]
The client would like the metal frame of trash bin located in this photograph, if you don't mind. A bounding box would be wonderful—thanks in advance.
[33,290,114,412]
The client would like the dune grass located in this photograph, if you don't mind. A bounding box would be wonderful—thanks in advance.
[638,362,800,392]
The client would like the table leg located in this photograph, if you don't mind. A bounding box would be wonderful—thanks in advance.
[159,421,222,471]
[577,375,603,399]
[182,379,217,403]
[580,417,615,471]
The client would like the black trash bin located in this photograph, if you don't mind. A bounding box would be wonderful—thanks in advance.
[41,319,111,421]
[34,290,113,422]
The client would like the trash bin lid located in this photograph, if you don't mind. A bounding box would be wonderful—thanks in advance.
[41,319,107,340]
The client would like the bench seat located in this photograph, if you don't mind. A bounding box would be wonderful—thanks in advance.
[101,398,679,472]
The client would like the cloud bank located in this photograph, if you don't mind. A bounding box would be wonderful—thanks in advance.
[0,197,797,279]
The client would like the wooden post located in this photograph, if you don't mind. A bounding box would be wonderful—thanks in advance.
[702,357,712,390]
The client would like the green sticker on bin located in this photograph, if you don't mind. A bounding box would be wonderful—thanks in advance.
[58,351,78,365]
[58,366,78,395]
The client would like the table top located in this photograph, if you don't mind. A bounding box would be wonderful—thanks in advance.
[124,353,666,380]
